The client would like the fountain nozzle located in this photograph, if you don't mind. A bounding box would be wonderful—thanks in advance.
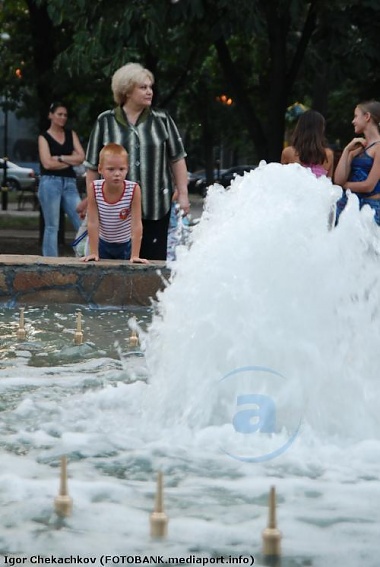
[262,485,282,558]
[150,471,168,538]
[129,330,139,348]
[54,456,73,517]
[16,307,27,341]
[74,310,84,345]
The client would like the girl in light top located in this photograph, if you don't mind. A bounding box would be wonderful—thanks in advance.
[281,109,334,178]
[83,143,148,262]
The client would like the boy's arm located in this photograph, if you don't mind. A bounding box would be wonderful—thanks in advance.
[130,184,148,264]
[82,183,100,262]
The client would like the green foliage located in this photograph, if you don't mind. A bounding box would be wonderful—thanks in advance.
[2,0,380,165]
[0,1,31,104]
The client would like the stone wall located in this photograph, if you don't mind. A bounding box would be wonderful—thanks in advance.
[0,255,170,307]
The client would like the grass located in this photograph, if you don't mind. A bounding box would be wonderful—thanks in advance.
[0,189,40,230]
[0,195,76,233]
[0,215,39,230]
[2,190,21,204]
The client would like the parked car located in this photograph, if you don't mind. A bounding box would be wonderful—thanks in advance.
[0,159,37,191]
[17,161,87,197]
[189,168,227,196]
[218,164,257,188]
[17,161,41,189]
[187,171,203,194]
[194,165,256,196]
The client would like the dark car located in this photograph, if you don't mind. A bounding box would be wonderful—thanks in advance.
[218,164,257,188]
[187,170,204,194]
[195,165,257,196]
[189,168,227,197]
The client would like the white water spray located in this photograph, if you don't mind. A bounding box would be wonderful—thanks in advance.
[144,162,380,442]
[1,163,380,565]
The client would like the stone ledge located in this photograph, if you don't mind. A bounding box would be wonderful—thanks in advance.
[0,254,170,307]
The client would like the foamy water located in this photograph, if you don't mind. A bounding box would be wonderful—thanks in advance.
[1,162,380,566]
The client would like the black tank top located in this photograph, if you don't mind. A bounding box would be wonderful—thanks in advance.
[40,130,76,178]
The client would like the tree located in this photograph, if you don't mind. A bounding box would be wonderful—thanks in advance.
[2,0,380,169]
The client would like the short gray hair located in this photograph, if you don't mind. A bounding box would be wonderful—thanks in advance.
[111,63,154,106]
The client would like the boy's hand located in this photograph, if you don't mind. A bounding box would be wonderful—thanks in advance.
[130,257,149,264]
[82,254,99,262]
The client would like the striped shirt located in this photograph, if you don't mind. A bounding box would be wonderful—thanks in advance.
[93,179,135,243]
[85,107,187,220]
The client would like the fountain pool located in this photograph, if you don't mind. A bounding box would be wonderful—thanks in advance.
[1,162,380,566]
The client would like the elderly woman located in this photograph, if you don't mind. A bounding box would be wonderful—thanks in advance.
[84,62,190,260]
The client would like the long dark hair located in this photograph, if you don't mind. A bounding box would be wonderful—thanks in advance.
[291,109,328,165]
[49,101,66,113]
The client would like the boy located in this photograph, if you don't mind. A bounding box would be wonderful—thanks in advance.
[82,143,148,263]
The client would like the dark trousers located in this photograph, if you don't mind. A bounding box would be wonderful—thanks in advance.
[99,238,131,260]
[140,211,171,260]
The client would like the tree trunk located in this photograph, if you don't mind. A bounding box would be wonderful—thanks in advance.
[262,4,290,161]
[26,0,58,131]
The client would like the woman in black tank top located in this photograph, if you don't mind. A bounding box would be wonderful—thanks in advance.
[38,102,85,256]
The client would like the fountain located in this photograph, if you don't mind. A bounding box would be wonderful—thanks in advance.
[1,162,380,566]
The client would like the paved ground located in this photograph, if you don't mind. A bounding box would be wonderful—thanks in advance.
[0,199,74,256]
[0,193,205,256]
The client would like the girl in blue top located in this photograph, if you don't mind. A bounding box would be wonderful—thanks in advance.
[334,100,380,225]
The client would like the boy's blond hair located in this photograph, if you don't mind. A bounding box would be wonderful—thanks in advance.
[99,143,129,166]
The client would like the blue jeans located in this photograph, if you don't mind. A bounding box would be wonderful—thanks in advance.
[38,176,81,256]
[99,238,131,260]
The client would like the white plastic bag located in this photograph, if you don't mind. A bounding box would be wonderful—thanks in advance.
[72,216,89,257]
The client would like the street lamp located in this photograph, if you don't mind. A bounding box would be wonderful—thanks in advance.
[1,31,10,211]
[216,94,233,106]
[1,95,9,211]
